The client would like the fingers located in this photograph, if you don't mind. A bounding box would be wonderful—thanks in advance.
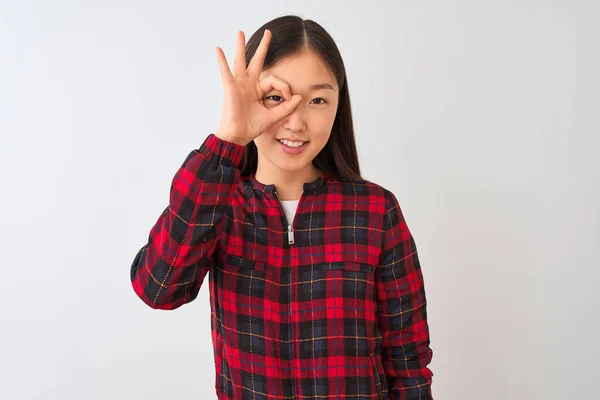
[257,75,291,100]
[215,46,233,85]
[247,29,271,78]
[258,74,299,123]
[269,94,303,122]
[233,30,247,77]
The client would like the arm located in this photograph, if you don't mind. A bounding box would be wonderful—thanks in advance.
[130,133,245,310]
[375,190,434,399]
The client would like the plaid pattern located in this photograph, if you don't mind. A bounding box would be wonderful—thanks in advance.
[130,133,434,399]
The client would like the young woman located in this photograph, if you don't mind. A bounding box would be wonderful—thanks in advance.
[131,15,434,400]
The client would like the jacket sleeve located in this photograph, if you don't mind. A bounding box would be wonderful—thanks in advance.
[375,190,434,399]
[130,133,245,310]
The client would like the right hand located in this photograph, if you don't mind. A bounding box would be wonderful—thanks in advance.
[214,29,303,146]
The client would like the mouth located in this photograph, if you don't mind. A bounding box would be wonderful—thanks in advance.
[276,139,309,148]
[276,138,310,154]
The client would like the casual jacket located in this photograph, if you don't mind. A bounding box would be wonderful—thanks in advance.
[130,133,434,399]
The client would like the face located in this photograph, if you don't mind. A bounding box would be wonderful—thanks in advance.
[254,51,339,175]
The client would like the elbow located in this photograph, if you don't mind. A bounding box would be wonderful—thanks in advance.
[129,245,199,310]
[129,245,179,310]
[130,276,183,310]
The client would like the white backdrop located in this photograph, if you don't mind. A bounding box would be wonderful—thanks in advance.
[1,1,598,399]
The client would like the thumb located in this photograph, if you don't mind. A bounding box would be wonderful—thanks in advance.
[269,94,302,123]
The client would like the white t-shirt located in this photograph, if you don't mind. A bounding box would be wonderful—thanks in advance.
[280,199,300,226]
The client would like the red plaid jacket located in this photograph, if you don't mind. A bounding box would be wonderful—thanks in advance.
[130,133,434,399]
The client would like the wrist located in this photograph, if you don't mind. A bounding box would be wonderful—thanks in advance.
[214,132,249,147]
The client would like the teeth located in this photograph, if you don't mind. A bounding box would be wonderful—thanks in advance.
[280,139,305,148]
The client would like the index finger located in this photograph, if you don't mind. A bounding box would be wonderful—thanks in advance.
[247,29,271,78]
[233,30,247,77]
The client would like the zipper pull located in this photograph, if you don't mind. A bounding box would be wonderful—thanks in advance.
[288,224,294,244]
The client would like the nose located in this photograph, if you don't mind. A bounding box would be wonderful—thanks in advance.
[282,104,306,132]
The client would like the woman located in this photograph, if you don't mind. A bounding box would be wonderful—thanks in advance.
[130,15,434,400]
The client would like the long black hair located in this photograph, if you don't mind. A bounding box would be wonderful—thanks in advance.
[240,15,363,182]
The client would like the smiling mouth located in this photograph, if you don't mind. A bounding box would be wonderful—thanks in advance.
[276,139,309,148]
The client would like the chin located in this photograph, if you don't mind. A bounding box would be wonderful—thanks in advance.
[273,159,312,172]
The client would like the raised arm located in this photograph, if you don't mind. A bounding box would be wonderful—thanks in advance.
[130,133,244,309]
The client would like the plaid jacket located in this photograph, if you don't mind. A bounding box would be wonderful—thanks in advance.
[130,133,434,399]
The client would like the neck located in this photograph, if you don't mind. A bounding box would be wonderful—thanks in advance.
[255,163,320,201]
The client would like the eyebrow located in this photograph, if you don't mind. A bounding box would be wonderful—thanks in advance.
[310,83,335,91]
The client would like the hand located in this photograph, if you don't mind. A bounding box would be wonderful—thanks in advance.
[214,29,303,146]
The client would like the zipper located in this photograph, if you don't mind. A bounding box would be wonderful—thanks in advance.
[273,190,303,244]
[273,189,303,399]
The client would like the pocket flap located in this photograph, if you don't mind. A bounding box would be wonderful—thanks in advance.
[318,261,374,275]
[221,254,266,272]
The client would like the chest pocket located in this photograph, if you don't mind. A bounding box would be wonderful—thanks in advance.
[219,253,266,275]
[317,261,374,276]
[217,254,267,297]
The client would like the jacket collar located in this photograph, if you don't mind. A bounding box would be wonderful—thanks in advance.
[246,170,330,194]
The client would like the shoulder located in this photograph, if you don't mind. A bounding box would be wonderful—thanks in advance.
[330,177,400,215]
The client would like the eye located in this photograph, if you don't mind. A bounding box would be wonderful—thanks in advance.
[311,97,328,105]
[265,95,284,102]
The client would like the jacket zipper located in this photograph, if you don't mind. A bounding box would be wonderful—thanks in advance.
[273,191,301,245]
[273,189,303,399]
